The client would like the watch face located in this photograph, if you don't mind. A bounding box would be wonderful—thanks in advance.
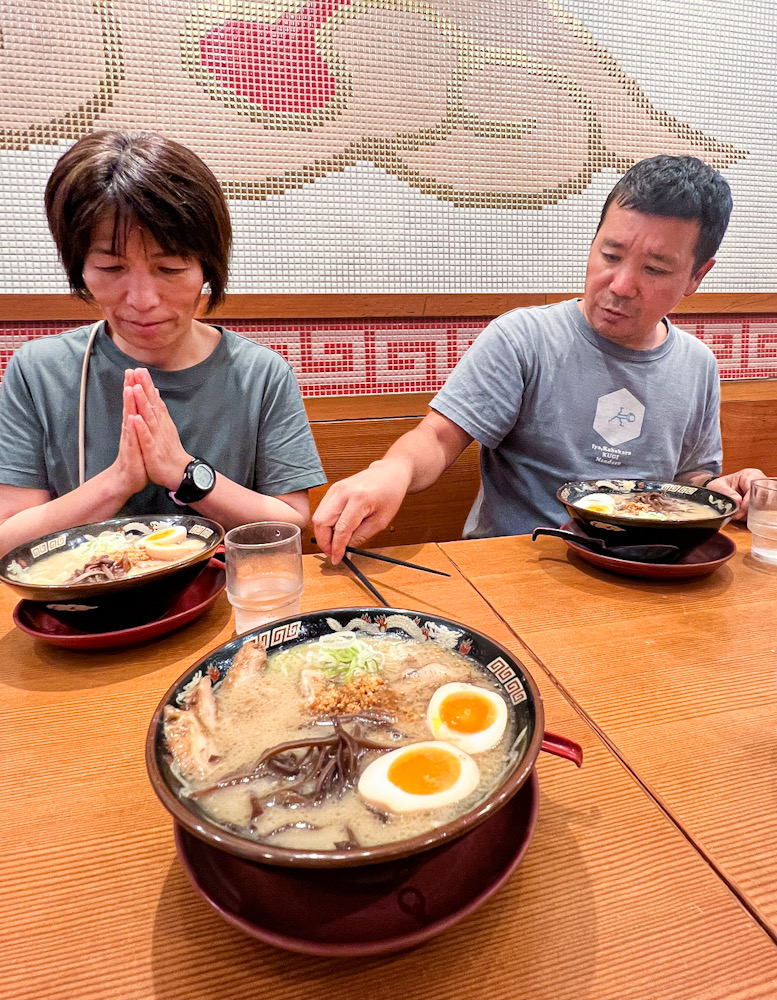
[192,462,215,490]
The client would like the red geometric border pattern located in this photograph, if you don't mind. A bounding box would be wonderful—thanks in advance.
[0,315,774,395]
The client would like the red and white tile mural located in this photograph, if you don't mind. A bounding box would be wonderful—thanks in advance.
[0,2,774,296]
[1,316,774,395]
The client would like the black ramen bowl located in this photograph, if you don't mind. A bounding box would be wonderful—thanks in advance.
[557,479,737,552]
[0,515,224,631]
[146,606,548,870]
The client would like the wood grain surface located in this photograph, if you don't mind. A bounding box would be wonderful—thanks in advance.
[2,544,776,999]
[442,525,777,943]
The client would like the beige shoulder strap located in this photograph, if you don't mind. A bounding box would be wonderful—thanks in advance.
[78,321,103,487]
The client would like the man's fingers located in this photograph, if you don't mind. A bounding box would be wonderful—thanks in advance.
[313,484,362,559]
[312,511,336,557]
[314,526,334,558]
[324,493,386,564]
[313,469,407,563]
[331,504,397,564]
[349,512,393,549]
[329,502,369,564]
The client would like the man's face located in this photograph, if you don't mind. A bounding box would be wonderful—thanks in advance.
[581,201,715,350]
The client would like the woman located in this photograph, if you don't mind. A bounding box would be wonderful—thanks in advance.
[0,130,325,555]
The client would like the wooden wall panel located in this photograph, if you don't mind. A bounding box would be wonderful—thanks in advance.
[721,397,777,474]
[3,292,777,321]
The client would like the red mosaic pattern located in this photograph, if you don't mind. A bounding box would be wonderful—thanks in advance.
[0,316,774,395]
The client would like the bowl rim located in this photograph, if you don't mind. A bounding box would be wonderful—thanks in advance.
[557,478,737,526]
[146,605,545,869]
[0,513,224,601]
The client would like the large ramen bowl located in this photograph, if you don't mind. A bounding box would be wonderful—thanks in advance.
[147,606,563,870]
[557,479,737,551]
[0,515,224,631]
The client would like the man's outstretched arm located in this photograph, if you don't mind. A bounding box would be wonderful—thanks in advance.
[313,410,474,564]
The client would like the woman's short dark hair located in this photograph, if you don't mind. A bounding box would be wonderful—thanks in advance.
[597,155,733,271]
[45,130,232,311]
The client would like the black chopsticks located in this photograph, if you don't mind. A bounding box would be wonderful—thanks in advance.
[344,546,451,577]
[310,539,451,606]
[340,554,391,606]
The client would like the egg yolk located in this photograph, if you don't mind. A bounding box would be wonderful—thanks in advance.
[585,502,612,514]
[146,528,178,544]
[387,746,462,795]
[438,691,498,734]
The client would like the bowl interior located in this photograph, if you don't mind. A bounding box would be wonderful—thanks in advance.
[557,478,736,539]
[147,606,544,869]
[0,514,224,604]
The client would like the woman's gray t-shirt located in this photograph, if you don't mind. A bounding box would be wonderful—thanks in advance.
[431,298,722,537]
[0,324,326,516]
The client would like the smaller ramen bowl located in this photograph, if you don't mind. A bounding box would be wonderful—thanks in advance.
[557,478,737,552]
[0,514,224,631]
[146,607,562,870]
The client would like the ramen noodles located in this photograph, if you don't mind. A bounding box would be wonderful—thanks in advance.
[163,631,521,851]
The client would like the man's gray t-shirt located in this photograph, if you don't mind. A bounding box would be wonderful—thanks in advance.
[432,299,722,537]
[0,324,326,516]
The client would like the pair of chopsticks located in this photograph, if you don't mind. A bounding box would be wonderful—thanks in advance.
[344,546,451,577]
[340,554,392,606]
[320,543,450,607]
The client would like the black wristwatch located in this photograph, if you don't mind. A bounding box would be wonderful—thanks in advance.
[170,457,216,506]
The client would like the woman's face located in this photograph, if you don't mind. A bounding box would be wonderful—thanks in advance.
[82,216,206,363]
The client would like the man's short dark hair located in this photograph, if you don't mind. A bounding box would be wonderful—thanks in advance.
[45,130,232,311]
[597,155,732,270]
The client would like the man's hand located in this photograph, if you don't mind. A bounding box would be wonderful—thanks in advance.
[705,468,766,520]
[313,459,412,564]
[314,411,473,563]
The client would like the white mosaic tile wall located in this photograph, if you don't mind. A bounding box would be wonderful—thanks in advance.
[0,0,774,295]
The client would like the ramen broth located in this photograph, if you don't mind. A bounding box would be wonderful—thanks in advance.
[166,634,519,851]
[15,529,206,586]
[583,492,714,521]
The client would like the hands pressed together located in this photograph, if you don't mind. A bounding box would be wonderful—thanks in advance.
[113,368,192,499]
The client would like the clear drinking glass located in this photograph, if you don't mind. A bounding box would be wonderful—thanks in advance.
[747,479,777,565]
[224,522,304,632]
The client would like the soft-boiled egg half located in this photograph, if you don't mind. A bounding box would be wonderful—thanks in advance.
[576,493,616,515]
[427,682,508,754]
[138,524,188,561]
[357,741,479,813]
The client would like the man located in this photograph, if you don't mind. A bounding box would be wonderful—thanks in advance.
[314,155,764,563]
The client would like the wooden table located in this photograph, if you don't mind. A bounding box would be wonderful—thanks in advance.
[442,523,777,943]
[2,542,777,999]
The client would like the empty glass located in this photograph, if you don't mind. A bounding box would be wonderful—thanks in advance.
[224,522,304,632]
[747,479,777,565]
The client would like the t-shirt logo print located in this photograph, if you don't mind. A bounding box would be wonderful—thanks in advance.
[593,389,645,446]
